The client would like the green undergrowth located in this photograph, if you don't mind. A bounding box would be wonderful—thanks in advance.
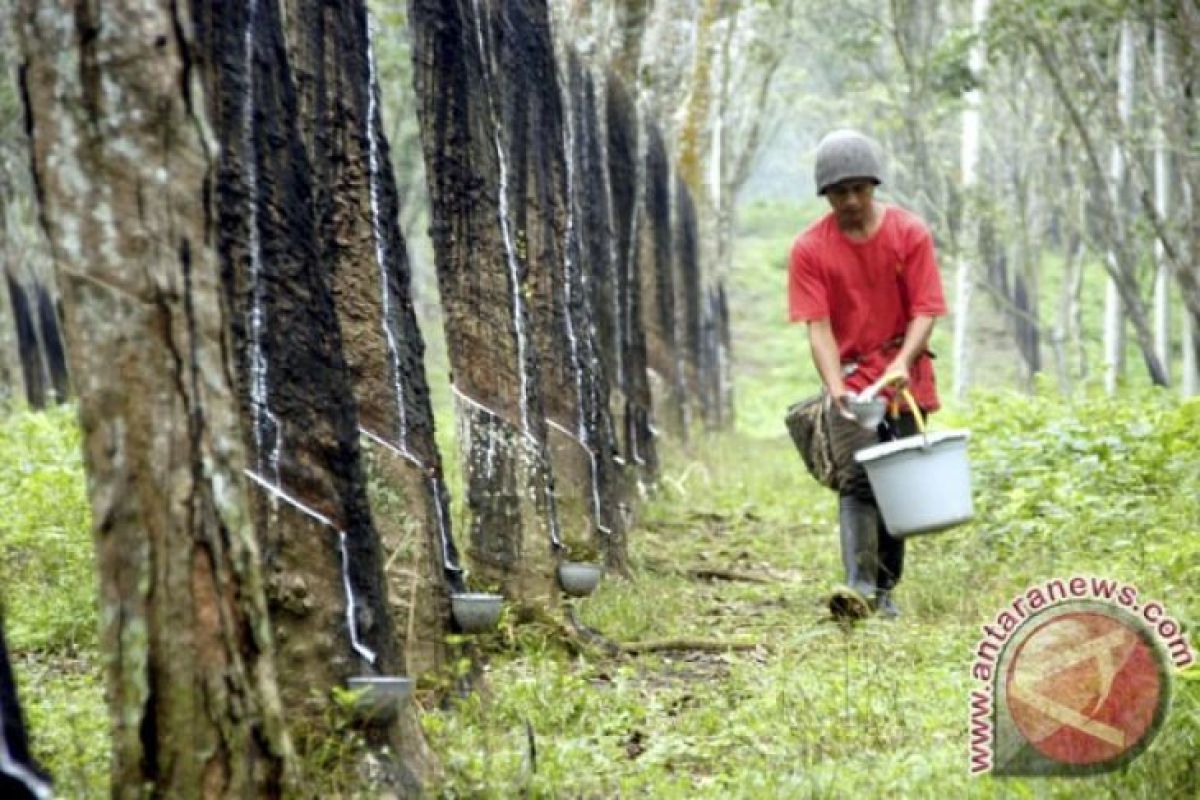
[421,389,1199,798]
[2,390,1197,797]
[0,405,107,797]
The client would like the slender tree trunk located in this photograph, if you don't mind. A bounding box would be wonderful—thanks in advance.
[1184,181,1199,396]
[607,71,657,479]
[0,239,66,409]
[954,0,989,400]
[640,123,683,438]
[1185,303,1198,396]
[674,177,704,423]
[677,0,720,196]
[1030,30,1167,387]
[0,269,23,409]
[17,2,292,795]
[1104,19,1135,394]
[610,0,652,89]
[1152,7,1171,382]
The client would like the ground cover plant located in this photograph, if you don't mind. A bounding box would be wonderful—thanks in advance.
[3,198,1196,798]
[2,388,1197,797]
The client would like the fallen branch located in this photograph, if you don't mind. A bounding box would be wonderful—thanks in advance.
[563,606,760,656]
[563,605,622,656]
[617,639,761,655]
[687,567,773,584]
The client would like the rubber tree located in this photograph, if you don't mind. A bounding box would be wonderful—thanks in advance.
[409,0,566,605]
[17,1,292,795]
[280,0,466,678]
[189,0,436,790]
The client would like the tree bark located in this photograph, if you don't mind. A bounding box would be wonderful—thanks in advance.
[1152,6,1171,380]
[1103,18,1135,394]
[17,1,292,795]
[640,122,684,439]
[1029,30,1168,388]
[0,22,68,412]
[610,0,653,89]
[674,177,704,423]
[280,0,465,680]
[560,50,629,568]
[410,0,563,604]
[953,0,989,400]
[189,1,431,792]
[606,71,657,479]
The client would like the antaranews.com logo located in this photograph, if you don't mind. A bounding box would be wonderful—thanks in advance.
[968,576,1194,777]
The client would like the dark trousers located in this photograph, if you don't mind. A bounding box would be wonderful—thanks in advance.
[829,409,921,591]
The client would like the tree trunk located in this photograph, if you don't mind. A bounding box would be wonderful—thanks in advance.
[0,27,27,410]
[189,1,432,791]
[953,0,989,399]
[1185,301,1198,396]
[606,71,657,479]
[1152,8,1171,382]
[280,0,465,680]
[0,269,47,409]
[610,0,653,89]
[1030,30,1168,388]
[640,123,684,439]
[17,1,292,795]
[560,50,629,569]
[1103,19,1135,394]
[497,0,604,560]
[676,0,719,197]
[0,236,67,410]
[1184,181,1199,396]
[0,266,24,409]
[410,0,564,605]
[674,177,704,424]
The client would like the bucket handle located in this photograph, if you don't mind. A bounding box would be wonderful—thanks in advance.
[889,387,927,438]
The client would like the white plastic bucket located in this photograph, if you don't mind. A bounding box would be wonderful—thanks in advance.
[854,430,973,536]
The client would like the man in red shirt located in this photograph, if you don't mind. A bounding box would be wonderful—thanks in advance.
[789,129,948,619]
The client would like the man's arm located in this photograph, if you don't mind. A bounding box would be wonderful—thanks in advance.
[807,318,851,413]
[880,314,936,387]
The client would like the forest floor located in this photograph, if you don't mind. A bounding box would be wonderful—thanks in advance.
[3,200,1198,797]
[4,394,1198,798]
[414,397,1199,797]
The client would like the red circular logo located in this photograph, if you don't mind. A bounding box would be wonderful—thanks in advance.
[1005,611,1162,765]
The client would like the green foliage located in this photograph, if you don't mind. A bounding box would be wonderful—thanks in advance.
[2,275,1196,799]
[0,405,96,653]
[727,199,822,439]
[0,404,106,797]
[16,657,108,798]
[420,392,1199,797]
[291,689,372,797]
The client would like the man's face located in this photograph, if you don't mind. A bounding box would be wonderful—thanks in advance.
[825,179,876,231]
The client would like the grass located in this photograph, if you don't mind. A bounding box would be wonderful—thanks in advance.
[2,198,1197,797]
[4,395,1197,797]
[0,405,106,797]
[417,395,1199,797]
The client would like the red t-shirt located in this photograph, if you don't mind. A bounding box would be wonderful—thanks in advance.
[789,205,948,411]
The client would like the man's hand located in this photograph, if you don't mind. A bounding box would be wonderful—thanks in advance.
[879,359,910,390]
[832,391,856,420]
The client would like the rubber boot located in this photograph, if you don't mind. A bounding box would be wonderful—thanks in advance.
[875,589,901,619]
[830,495,880,620]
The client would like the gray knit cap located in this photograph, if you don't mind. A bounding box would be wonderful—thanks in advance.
[814,129,884,195]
